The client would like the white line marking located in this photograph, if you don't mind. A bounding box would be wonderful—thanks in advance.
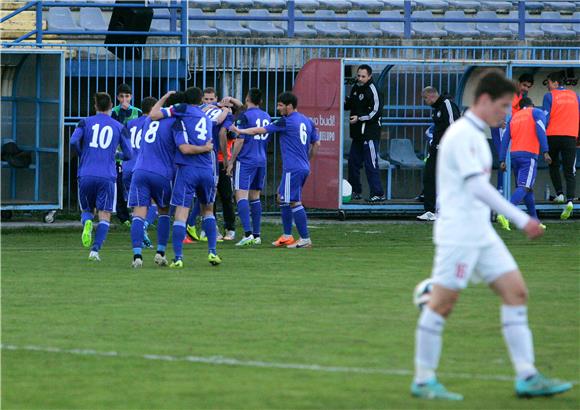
[5,344,576,384]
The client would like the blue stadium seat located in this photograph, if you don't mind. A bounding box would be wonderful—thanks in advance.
[214,9,251,36]
[80,7,108,31]
[476,10,513,37]
[448,0,480,10]
[415,0,448,9]
[47,7,81,31]
[319,0,352,11]
[253,0,286,9]
[248,9,284,36]
[294,0,320,11]
[313,10,350,37]
[189,8,218,36]
[540,11,576,37]
[573,12,580,34]
[381,0,415,8]
[481,1,513,10]
[507,11,545,37]
[220,0,255,9]
[379,10,406,37]
[350,0,384,11]
[346,10,382,37]
[188,0,222,11]
[280,10,318,37]
[388,139,425,168]
[523,2,544,10]
[150,8,170,32]
[444,10,480,37]
[412,10,447,37]
[544,1,576,11]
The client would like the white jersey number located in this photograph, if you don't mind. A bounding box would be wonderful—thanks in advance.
[143,121,160,144]
[254,119,270,141]
[89,124,113,149]
[299,122,308,145]
[129,126,142,149]
[195,117,208,141]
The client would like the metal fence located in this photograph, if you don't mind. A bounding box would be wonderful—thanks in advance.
[2,43,579,214]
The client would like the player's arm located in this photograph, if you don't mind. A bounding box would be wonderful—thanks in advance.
[227,138,245,176]
[69,120,85,154]
[533,109,551,164]
[542,92,552,127]
[117,126,133,160]
[222,96,243,108]
[178,141,213,154]
[499,122,511,169]
[149,91,176,120]
[308,120,321,160]
[358,83,381,122]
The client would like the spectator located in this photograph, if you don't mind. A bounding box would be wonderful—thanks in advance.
[542,71,580,220]
[418,86,460,221]
[344,64,385,203]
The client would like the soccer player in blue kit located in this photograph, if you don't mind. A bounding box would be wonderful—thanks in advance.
[231,91,320,248]
[150,87,221,267]
[70,92,133,261]
[128,93,184,268]
[226,88,271,247]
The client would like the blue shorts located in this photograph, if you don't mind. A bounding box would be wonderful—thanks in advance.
[234,162,266,191]
[171,165,216,208]
[128,169,172,208]
[122,171,133,202]
[512,156,538,189]
[78,176,116,212]
[278,169,309,203]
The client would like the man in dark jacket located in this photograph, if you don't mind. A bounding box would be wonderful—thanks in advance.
[418,86,461,221]
[344,64,385,202]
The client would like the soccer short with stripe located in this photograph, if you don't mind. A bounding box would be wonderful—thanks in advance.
[234,161,266,191]
[431,238,518,290]
[171,165,216,208]
[78,176,116,212]
[128,169,172,208]
[277,169,309,203]
[512,156,537,189]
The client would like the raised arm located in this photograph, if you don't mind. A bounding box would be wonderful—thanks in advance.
[69,120,85,154]
[149,91,176,120]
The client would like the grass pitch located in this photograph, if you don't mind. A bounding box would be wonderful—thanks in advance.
[2,220,579,409]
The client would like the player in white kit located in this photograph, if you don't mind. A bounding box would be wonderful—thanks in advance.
[411,69,572,400]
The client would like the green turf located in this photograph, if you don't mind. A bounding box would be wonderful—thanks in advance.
[2,221,579,409]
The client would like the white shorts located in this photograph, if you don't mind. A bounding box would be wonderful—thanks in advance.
[431,239,518,290]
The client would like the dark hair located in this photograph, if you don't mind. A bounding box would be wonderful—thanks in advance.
[117,83,132,95]
[474,69,516,102]
[166,91,185,107]
[357,64,372,75]
[277,91,298,108]
[547,71,565,85]
[140,97,158,114]
[184,87,203,105]
[519,97,534,109]
[203,87,217,96]
[247,88,262,105]
[518,73,534,85]
[94,92,112,112]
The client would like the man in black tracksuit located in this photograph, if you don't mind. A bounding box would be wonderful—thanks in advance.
[418,87,461,221]
[344,64,385,202]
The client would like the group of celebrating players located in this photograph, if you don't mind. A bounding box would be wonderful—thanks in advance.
[70,85,320,268]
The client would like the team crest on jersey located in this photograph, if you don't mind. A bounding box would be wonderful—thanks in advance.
[358,94,364,100]
[437,111,441,118]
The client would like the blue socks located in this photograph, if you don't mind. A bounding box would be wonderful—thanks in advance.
[172,220,186,260]
[145,204,158,229]
[81,211,93,225]
[92,220,110,252]
[292,205,309,239]
[281,203,293,236]
[510,186,527,207]
[187,200,200,227]
[131,216,145,256]
[157,214,170,254]
[523,191,538,219]
[250,199,262,237]
[202,215,218,254]
[237,199,251,236]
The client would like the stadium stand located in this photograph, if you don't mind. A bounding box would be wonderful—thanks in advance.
[294,0,320,12]
[214,9,251,37]
[388,139,425,169]
[443,10,480,38]
[541,10,577,37]
[574,12,580,34]
[545,1,576,11]
[414,0,448,10]
[279,10,317,37]
[313,10,351,37]
[79,7,108,31]
[476,11,514,38]
[379,10,407,37]
[347,10,382,37]
[411,10,448,38]
[481,1,514,10]
[248,9,284,37]
[150,8,171,32]
[188,0,222,11]
[221,0,256,10]
[47,7,81,31]
[318,0,352,12]
[350,0,384,11]
[447,1,481,11]
[189,8,218,37]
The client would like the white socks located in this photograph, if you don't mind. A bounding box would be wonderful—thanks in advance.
[501,305,537,380]
[414,307,445,384]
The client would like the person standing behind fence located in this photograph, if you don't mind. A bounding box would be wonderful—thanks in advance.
[418,87,461,222]
[542,71,580,220]
[344,64,385,203]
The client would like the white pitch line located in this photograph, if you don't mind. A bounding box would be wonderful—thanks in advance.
[6,343,576,384]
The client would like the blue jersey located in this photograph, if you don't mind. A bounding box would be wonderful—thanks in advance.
[264,111,319,172]
[163,104,214,168]
[70,113,132,180]
[123,115,150,175]
[133,117,177,181]
[236,107,271,167]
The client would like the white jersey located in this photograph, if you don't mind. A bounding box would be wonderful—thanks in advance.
[434,110,499,246]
